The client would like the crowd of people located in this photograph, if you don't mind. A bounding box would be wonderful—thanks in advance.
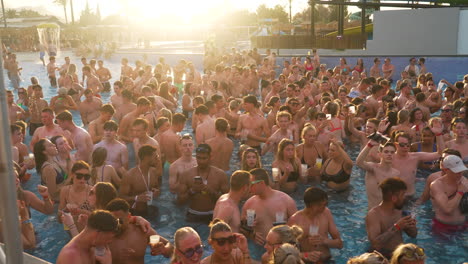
[1,45,467,264]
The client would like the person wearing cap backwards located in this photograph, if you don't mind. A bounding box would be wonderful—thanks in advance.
[236,95,270,154]
[177,144,229,224]
[430,155,468,233]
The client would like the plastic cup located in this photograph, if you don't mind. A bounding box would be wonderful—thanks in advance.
[246,209,255,227]
[272,168,279,182]
[275,212,285,223]
[146,191,153,206]
[150,235,160,245]
[326,114,332,120]
[349,106,356,114]
[95,246,106,257]
[315,158,323,169]
[301,164,308,177]
[201,90,205,96]
[241,130,248,141]
[309,225,319,235]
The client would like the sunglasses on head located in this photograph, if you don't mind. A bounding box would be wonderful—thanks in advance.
[250,179,264,186]
[181,133,193,140]
[399,246,425,261]
[75,173,91,180]
[397,142,410,148]
[211,235,236,246]
[178,244,203,259]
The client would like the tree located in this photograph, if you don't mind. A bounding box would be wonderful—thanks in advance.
[5,8,17,18]
[256,4,289,23]
[53,0,68,24]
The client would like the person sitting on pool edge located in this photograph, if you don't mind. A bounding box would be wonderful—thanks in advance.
[366,178,417,258]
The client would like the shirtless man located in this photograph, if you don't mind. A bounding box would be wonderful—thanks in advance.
[56,111,93,163]
[288,187,343,263]
[79,89,103,126]
[357,141,401,209]
[382,58,395,82]
[404,58,420,85]
[445,119,468,161]
[28,84,48,135]
[393,132,442,198]
[120,145,161,216]
[160,113,187,163]
[83,65,104,94]
[60,56,71,72]
[262,111,298,155]
[177,144,229,224]
[206,118,234,171]
[366,178,417,258]
[288,65,302,84]
[8,54,21,89]
[195,105,215,145]
[236,95,270,153]
[121,58,133,80]
[56,210,118,264]
[111,81,124,110]
[394,82,413,110]
[47,56,58,88]
[430,155,468,232]
[369,58,381,78]
[97,60,112,92]
[213,170,251,232]
[106,199,173,264]
[7,90,25,124]
[30,108,72,149]
[89,104,115,144]
[169,134,197,193]
[132,118,161,164]
[118,97,151,143]
[241,168,297,244]
[114,89,136,124]
[94,121,128,174]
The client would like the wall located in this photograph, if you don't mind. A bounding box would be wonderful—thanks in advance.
[457,9,468,55]
[367,8,460,56]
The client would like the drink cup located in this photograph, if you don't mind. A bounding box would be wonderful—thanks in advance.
[326,114,331,120]
[95,246,106,257]
[309,225,319,235]
[275,212,285,223]
[201,90,205,96]
[150,235,160,246]
[146,191,153,206]
[66,203,78,215]
[349,106,356,114]
[241,130,248,141]
[301,164,308,177]
[272,168,279,182]
[246,209,255,227]
[315,158,323,169]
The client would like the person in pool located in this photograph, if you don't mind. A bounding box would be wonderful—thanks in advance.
[169,134,197,193]
[106,198,173,264]
[295,124,327,182]
[93,120,128,176]
[241,147,262,171]
[56,110,93,163]
[366,178,417,258]
[262,225,305,264]
[88,104,115,144]
[206,118,234,171]
[236,95,270,154]
[288,187,343,263]
[320,139,353,191]
[118,97,151,143]
[201,219,251,264]
[171,227,204,264]
[56,210,119,264]
[78,89,103,126]
[272,139,304,193]
[160,113,187,163]
[390,243,426,264]
[430,155,468,233]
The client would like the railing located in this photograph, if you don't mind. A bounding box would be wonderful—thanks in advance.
[251,35,365,50]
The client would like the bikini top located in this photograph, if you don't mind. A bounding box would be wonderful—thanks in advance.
[67,185,93,212]
[41,161,66,185]
[329,119,343,132]
[321,159,350,184]
[301,144,322,168]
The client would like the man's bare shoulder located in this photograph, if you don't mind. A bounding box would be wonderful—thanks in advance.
[210,165,227,176]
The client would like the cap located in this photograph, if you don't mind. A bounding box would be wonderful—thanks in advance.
[442,155,468,173]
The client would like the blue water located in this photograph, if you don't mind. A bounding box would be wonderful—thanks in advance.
[8,51,468,264]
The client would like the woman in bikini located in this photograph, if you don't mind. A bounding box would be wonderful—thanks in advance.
[296,124,328,182]
[51,135,73,176]
[34,138,64,201]
[320,139,353,191]
[324,101,345,142]
[272,139,304,194]
[262,111,298,156]
[90,147,121,187]
[409,108,428,143]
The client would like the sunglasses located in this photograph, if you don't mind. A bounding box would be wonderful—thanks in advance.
[211,235,236,246]
[399,246,425,261]
[75,173,91,180]
[441,109,452,113]
[397,142,410,148]
[178,244,203,259]
[196,146,210,153]
[181,133,193,140]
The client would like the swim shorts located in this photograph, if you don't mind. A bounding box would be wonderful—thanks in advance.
[432,218,467,234]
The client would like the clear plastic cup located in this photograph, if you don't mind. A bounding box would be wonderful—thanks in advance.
[275,212,285,223]
[146,191,153,206]
[150,235,160,246]
[316,158,323,169]
[246,209,255,227]
[301,164,308,177]
[95,246,106,257]
[309,225,319,235]
[272,168,279,182]
[349,106,356,114]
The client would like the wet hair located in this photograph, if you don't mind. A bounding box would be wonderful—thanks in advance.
[241,148,262,170]
[34,139,49,174]
[103,120,118,131]
[106,198,130,213]
[91,147,107,184]
[94,182,117,210]
[215,118,228,132]
[132,118,149,130]
[87,210,119,233]
[172,113,187,125]
[250,168,270,185]
[138,145,157,161]
[209,218,232,238]
[56,110,73,121]
[271,243,302,264]
[442,148,462,158]
[270,225,303,246]
[380,177,407,201]
[304,187,328,207]
[230,170,250,191]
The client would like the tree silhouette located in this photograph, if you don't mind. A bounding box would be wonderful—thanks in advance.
[53,0,68,24]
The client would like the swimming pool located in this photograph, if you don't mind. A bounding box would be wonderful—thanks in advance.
[9,51,468,264]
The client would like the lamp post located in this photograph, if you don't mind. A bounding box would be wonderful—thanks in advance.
[1,0,6,28]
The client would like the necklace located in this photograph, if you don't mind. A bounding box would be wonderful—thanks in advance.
[137,166,150,192]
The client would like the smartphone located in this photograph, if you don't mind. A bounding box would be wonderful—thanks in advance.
[402,210,411,217]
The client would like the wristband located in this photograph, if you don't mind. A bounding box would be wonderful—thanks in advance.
[42,195,49,200]
[435,133,443,137]
[394,223,401,231]
[367,142,375,148]
[458,191,464,196]
[304,252,309,259]
[130,216,137,224]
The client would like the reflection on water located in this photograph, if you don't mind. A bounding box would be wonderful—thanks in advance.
[10,52,467,264]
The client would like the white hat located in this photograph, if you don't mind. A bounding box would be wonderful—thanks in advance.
[443,155,468,173]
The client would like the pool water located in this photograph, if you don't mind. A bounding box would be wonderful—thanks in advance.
[8,51,468,264]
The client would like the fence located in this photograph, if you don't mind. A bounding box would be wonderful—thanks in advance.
[251,35,365,50]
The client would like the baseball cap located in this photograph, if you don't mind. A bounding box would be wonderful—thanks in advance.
[442,155,468,173]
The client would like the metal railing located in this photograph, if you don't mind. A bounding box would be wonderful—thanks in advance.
[251,35,365,49]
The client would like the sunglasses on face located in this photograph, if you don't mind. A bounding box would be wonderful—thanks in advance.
[179,244,203,259]
[397,142,410,148]
[75,173,91,180]
[212,235,236,246]
[441,109,452,113]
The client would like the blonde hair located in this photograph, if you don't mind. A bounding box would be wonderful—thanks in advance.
[241,148,262,171]
[390,243,425,264]
[270,225,303,246]
[270,243,302,264]
[171,227,201,263]
[347,251,389,264]
[301,124,317,140]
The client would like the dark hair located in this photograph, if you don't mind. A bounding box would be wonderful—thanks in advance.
[95,182,118,210]
[230,170,250,191]
[34,139,49,173]
[195,105,209,115]
[10,124,21,135]
[156,117,170,129]
[121,89,132,100]
[103,120,118,131]
[100,104,115,115]
[380,177,407,201]
[113,80,123,89]
[87,210,119,233]
[249,168,270,185]
[172,113,187,125]
[132,118,149,130]
[196,143,212,154]
[56,110,73,121]
[215,118,228,132]
[138,145,157,160]
[304,187,328,207]
[71,160,90,173]
[136,97,151,106]
[106,198,130,213]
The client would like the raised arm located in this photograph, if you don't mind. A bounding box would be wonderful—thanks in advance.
[356,140,377,173]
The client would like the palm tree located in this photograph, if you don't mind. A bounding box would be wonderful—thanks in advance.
[54,0,68,24]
